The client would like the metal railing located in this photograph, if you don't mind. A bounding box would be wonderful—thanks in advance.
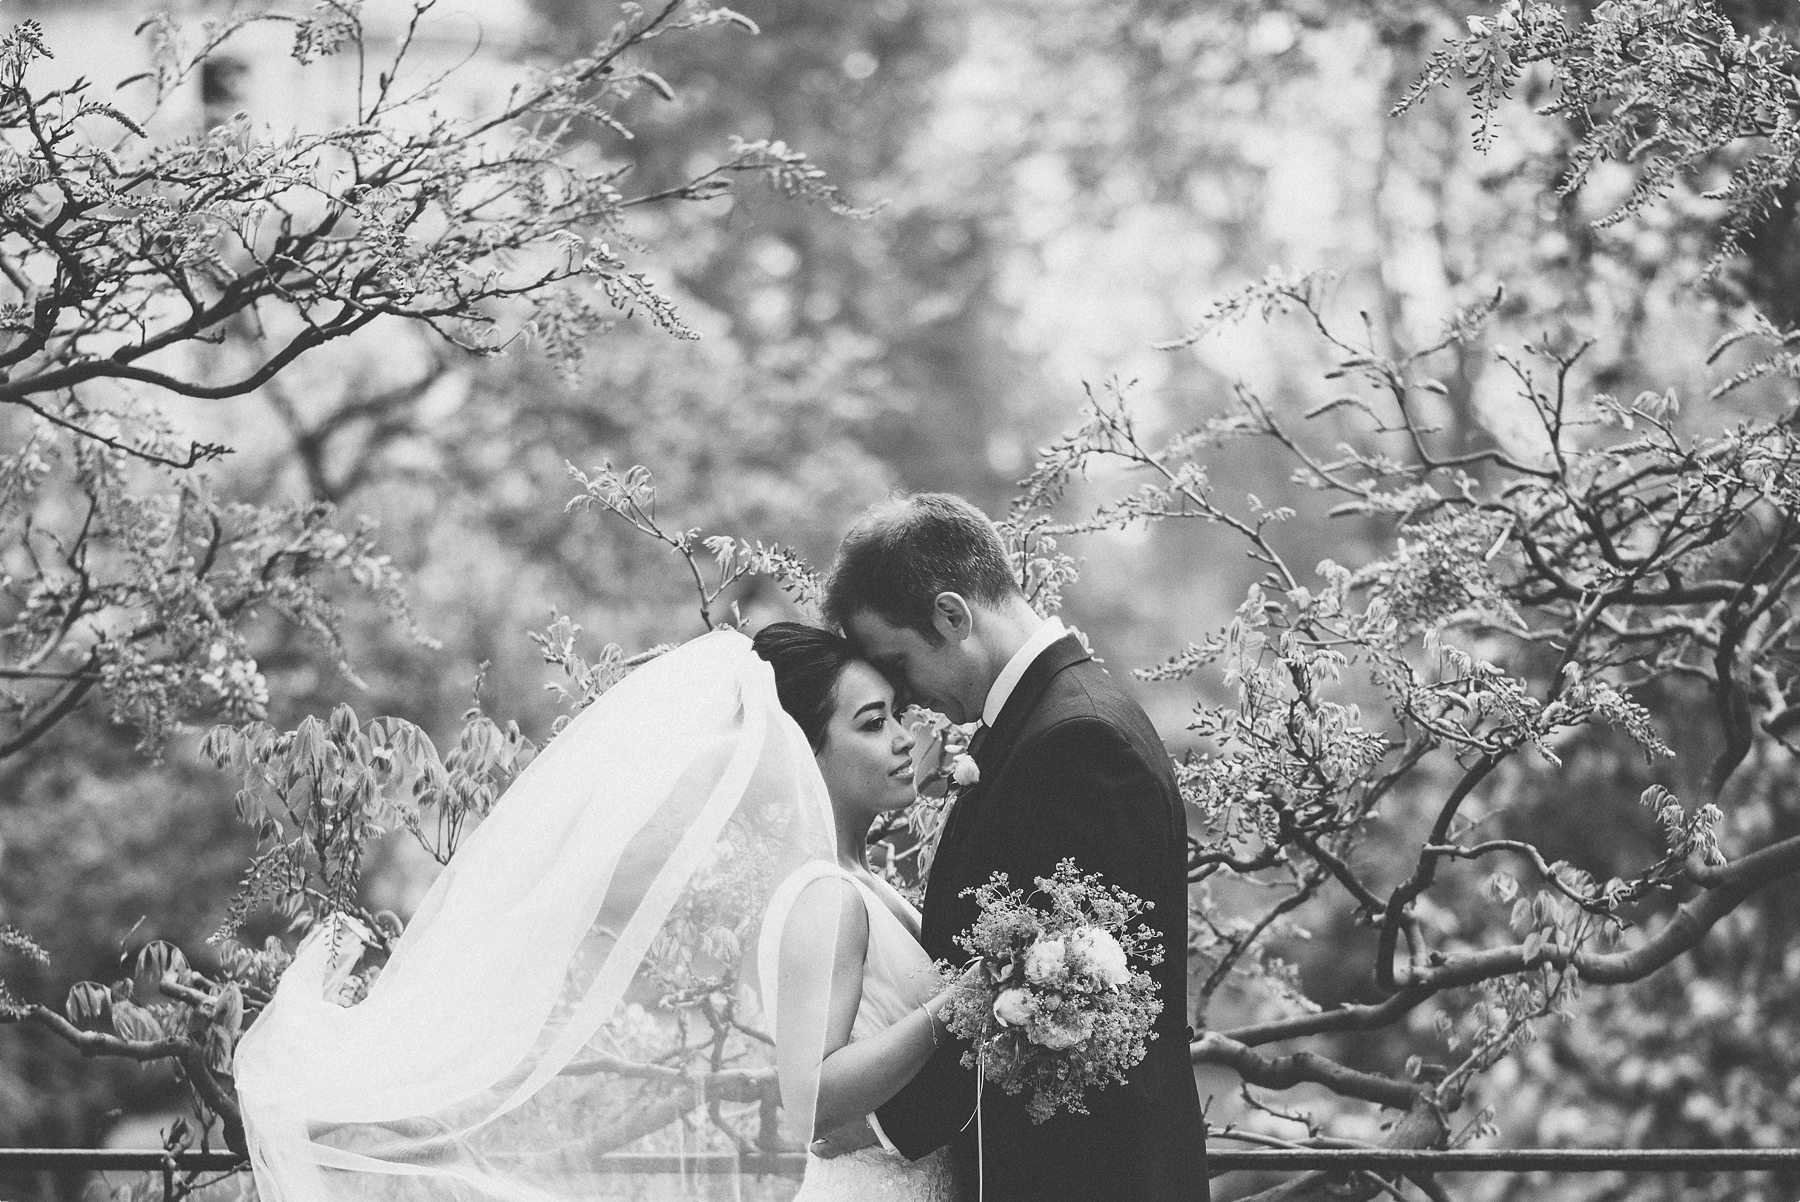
[6,1145,1800,1186]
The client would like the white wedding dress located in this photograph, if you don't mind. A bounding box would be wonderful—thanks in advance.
[237,631,956,1202]
[767,864,958,1202]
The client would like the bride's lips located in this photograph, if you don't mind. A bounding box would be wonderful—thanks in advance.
[888,761,912,780]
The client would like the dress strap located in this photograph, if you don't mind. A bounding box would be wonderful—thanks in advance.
[757,861,866,1031]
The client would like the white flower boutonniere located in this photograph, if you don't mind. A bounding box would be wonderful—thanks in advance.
[897,708,982,881]
[905,708,980,800]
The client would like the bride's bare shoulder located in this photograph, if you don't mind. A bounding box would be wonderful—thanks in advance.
[781,871,870,958]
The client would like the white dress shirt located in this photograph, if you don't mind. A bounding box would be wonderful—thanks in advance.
[980,616,1067,729]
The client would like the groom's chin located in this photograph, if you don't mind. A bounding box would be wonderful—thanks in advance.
[931,699,968,724]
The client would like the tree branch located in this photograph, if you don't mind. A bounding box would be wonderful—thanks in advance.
[7,1004,246,1156]
[1221,985,1436,1048]
[1192,1032,1420,1110]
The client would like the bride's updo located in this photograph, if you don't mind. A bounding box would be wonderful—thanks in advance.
[752,621,857,751]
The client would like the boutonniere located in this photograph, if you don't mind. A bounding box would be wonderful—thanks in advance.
[906,709,980,799]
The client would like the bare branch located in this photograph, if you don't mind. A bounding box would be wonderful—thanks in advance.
[1192,1032,1420,1110]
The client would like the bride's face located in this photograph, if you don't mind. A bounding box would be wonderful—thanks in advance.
[815,660,918,821]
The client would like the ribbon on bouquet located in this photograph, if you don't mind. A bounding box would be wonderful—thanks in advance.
[977,1046,986,1202]
[959,1041,988,1202]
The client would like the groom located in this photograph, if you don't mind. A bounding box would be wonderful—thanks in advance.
[819,493,1208,1201]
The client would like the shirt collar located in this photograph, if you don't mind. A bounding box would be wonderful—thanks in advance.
[981,616,1066,728]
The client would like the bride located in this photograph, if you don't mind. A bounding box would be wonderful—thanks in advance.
[753,622,959,1201]
[235,625,959,1202]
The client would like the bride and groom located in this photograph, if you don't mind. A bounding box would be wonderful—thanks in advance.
[236,493,1207,1202]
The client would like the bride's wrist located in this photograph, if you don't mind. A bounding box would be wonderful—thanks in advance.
[920,999,944,1048]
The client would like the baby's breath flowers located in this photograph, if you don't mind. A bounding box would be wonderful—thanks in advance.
[934,859,1163,1123]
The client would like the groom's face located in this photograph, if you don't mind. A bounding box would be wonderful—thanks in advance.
[844,609,984,724]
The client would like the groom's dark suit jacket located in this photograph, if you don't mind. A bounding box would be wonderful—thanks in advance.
[877,634,1208,1201]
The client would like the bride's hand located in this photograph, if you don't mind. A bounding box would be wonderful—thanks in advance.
[920,959,984,1045]
[944,957,985,996]
[810,1115,880,1159]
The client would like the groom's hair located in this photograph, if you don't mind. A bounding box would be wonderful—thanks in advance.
[822,492,1020,643]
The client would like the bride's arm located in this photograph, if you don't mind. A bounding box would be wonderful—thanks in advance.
[776,879,950,1137]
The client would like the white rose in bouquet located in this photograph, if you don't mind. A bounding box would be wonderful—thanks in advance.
[993,987,1035,1027]
[1071,927,1130,987]
[1024,937,1066,985]
[1029,1011,1094,1050]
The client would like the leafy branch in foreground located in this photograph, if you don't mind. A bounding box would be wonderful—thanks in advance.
[1398,0,1800,275]
[0,0,869,761]
[0,0,872,1160]
[0,431,423,759]
[0,0,856,413]
[1020,275,1800,1190]
[566,461,824,635]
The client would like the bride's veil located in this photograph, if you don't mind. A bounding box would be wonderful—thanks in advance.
[235,628,842,1201]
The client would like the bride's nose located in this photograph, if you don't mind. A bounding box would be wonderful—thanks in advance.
[890,723,915,756]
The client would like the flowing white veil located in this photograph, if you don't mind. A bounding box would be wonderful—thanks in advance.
[236,629,840,1201]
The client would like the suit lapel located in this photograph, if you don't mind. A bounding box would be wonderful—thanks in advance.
[919,634,1093,954]
[970,633,1092,779]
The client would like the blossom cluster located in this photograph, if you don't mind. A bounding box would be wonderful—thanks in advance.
[904,708,980,799]
[898,709,980,880]
[935,859,1162,1123]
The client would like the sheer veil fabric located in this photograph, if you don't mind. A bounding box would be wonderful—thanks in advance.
[236,630,843,1202]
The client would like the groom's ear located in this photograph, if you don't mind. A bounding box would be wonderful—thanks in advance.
[930,592,973,643]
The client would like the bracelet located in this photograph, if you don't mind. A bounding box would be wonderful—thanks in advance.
[921,1001,941,1050]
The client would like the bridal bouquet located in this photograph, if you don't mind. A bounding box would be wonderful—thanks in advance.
[935,859,1163,1123]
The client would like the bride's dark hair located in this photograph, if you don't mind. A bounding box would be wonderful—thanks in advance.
[752,621,857,751]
